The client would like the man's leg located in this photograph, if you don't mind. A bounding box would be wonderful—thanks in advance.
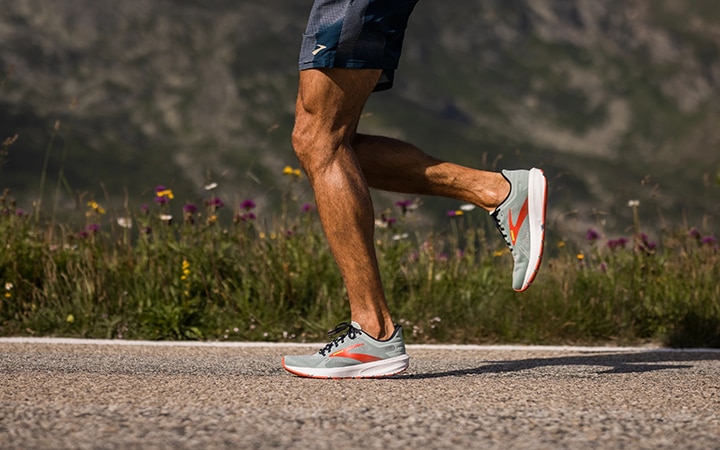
[292,67,395,340]
[353,134,510,211]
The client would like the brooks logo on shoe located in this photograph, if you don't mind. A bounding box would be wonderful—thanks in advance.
[329,343,382,364]
[507,198,529,246]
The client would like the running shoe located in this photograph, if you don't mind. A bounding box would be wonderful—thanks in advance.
[282,321,409,379]
[490,168,548,292]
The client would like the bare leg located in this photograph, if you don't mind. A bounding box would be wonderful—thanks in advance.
[292,68,395,340]
[353,134,510,211]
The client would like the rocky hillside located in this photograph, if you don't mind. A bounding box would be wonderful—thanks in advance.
[1,0,719,237]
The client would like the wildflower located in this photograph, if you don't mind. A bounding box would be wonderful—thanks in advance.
[66,314,75,323]
[459,204,476,212]
[301,203,315,213]
[282,166,303,178]
[154,186,174,204]
[240,199,256,211]
[203,182,218,191]
[234,212,256,222]
[392,233,409,241]
[85,223,100,234]
[159,214,173,223]
[447,209,464,217]
[557,241,566,248]
[207,214,218,224]
[183,203,198,214]
[140,204,150,215]
[117,217,132,229]
[607,237,629,250]
[702,235,718,246]
[627,199,640,208]
[4,282,12,299]
[585,228,601,243]
[395,199,418,215]
[689,228,702,240]
[15,208,25,216]
[576,253,585,261]
[181,259,190,281]
[374,219,388,229]
[87,201,106,215]
[599,262,607,272]
[207,197,224,209]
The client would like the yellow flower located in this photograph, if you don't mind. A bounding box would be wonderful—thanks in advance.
[576,253,585,260]
[3,292,10,299]
[557,241,566,248]
[156,189,174,199]
[66,314,75,323]
[282,166,303,178]
[87,201,106,215]
[181,259,190,280]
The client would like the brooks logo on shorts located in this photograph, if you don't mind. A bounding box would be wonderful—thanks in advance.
[312,44,327,55]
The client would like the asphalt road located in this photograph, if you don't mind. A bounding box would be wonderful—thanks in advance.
[1,338,718,449]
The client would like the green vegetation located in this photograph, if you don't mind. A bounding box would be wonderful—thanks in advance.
[1,178,718,347]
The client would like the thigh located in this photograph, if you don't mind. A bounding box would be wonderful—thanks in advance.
[296,68,381,141]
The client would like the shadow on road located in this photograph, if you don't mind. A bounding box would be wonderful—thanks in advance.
[397,350,719,379]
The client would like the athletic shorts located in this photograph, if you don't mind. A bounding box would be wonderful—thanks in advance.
[299,0,420,91]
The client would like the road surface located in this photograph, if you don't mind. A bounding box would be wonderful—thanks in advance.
[1,338,718,449]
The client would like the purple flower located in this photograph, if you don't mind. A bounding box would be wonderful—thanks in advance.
[140,204,149,215]
[701,235,718,246]
[76,231,89,239]
[207,197,224,209]
[154,195,169,205]
[15,208,25,216]
[301,203,315,213]
[607,237,629,250]
[85,223,100,234]
[585,229,601,243]
[183,203,198,214]
[234,212,256,222]
[689,228,702,240]
[599,262,608,272]
[240,199,256,211]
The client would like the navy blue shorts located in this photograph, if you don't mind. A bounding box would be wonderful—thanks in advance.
[299,0,419,91]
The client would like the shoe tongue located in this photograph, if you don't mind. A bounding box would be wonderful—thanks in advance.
[350,321,362,331]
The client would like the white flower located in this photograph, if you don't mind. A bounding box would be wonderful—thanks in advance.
[459,204,476,212]
[204,182,218,191]
[627,200,640,208]
[374,219,388,229]
[4,282,13,291]
[392,233,409,241]
[159,214,173,222]
[117,217,133,229]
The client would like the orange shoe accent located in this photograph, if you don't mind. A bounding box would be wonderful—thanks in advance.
[507,198,529,246]
[329,343,382,364]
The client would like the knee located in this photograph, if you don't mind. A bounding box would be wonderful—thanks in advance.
[291,112,344,175]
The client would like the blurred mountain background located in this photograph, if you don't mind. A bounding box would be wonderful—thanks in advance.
[1,0,719,239]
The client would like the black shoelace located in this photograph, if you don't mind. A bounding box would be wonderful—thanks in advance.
[318,322,361,356]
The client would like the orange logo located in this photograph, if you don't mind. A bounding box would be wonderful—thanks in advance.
[330,343,382,364]
[507,198,529,246]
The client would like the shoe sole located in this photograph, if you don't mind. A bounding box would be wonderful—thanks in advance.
[282,354,410,379]
[517,168,548,292]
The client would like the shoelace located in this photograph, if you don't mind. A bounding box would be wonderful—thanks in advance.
[318,322,361,356]
[491,209,514,250]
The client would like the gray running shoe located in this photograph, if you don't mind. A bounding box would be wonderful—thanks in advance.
[490,168,548,292]
[282,322,409,379]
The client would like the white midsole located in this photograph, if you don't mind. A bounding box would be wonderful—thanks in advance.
[523,168,548,287]
[284,354,410,378]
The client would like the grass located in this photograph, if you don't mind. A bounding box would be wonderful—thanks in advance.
[0,173,718,347]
